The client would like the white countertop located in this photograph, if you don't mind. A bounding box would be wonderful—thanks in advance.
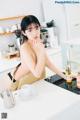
[0,58,20,73]
[0,47,61,73]
[0,80,80,120]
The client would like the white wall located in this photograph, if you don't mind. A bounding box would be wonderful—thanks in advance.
[42,0,68,43]
[42,0,80,42]
[0,0,44,22]
[65,4,80,40]
[0,0,44,51]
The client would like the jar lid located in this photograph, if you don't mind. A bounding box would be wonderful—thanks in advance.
[78,72,80,74]
[8,44,14,47]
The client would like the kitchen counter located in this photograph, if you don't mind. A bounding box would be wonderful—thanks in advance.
[0,47,61,73]
[0,80,80,120]
[0,57,20,73]
[0,47,80,120]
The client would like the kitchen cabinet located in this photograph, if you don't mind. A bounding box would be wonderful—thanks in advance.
[65,4,80,39]
[0,15,24,60]
[0,58,20,90]
[0,58,20,73]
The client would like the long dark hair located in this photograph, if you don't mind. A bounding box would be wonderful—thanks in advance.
[15,15,41,45]
[21,15,40,32]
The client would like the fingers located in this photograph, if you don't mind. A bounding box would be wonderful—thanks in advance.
[32,39,43,46]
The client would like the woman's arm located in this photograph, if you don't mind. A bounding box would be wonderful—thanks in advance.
[21,43,45,78]
[45,52,66,80]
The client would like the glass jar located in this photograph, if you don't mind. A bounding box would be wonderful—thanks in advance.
[76,72,80,89]
[65,65,72,84]
[8,44,15,52]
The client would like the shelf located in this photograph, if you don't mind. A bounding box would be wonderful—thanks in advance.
[0,15,24,21]
[3,51,20,59]
[0,15,25,36]
[0,32,14,36]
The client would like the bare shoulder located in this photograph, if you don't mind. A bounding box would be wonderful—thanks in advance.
[20,42,31,53]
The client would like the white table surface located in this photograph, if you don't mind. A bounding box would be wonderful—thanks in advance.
[0,80,80,120]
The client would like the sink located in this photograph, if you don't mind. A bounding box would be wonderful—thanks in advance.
[44,74,80,95]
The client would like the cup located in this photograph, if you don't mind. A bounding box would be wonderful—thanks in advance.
[1,90,15,109]
[66,75,72,85]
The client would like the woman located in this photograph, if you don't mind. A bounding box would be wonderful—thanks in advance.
[9,15,66,91]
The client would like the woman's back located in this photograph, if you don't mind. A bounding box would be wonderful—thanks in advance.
[14,42,37,80]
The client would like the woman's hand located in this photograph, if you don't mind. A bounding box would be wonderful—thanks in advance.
[32,39,45,56]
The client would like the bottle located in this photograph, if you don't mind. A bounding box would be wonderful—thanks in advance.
[1,89,15,109]
[65,64,72,85]
[76,72,80,89]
